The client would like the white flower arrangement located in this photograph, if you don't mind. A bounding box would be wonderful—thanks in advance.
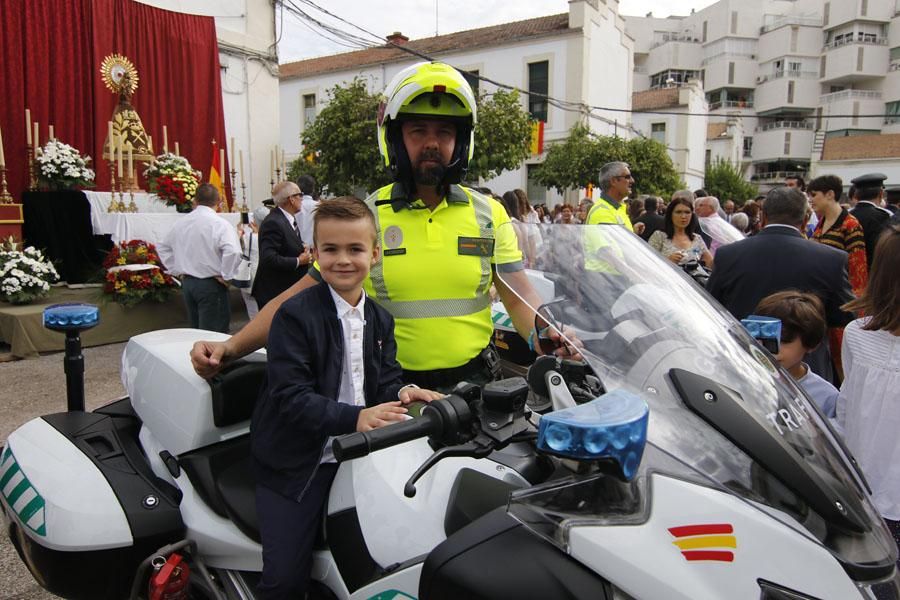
[35,139,96,190]
[144,153,201,211]
[0,246,59,305]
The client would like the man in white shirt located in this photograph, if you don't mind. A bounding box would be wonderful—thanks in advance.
[157,183,243,333]
[296,174,319,250]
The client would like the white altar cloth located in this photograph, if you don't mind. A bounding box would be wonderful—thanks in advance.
[84,191,240,245]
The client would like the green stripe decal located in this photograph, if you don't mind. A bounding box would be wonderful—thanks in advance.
[1,448,46,537]
[0,462,20,489]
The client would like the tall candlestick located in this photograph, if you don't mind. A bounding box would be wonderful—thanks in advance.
[0,125,6,167]
[220,148,225,177]
[239,149,244,183]
[230,137,235,166]
[48,125,55,141]
[117,136,123,178]
[25,109,32,145]
[163,126,169,154]
[175,142,180,156]
[33,123,39,152]
[270,149,275,183]
[107,121,114,160]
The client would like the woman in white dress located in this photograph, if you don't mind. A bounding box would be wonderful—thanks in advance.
[837,223,900,561]
[647,196,713,269]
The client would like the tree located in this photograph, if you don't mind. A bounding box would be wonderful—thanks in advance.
[532,126,682,198]
[287,78,391,197]
[466,89,534,182]
[704,158,757,205]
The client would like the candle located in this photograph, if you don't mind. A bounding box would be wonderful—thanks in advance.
[148,135,154,154]
[163,126,169,154]
[0,125,6,167]
[219,148,225,177]
[175,142,180,156]
[25,109,32,146]
[239,149,244,184]
[230,137,235,169]
[281,149,286,178]
[117,136,123,177]
[107,121,114,160]
[33,122,39,151]
[128,145,133,182]
[270,149,275,181]
[49,124,54,141]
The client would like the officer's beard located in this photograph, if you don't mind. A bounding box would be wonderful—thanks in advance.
[412,150,448,186]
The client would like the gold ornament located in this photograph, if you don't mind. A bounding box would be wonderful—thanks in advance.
[100,54,139,97]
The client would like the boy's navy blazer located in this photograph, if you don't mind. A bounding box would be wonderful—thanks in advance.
[251,281,405,500]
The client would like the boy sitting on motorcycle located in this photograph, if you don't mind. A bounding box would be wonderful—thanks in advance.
[250,196,441,599]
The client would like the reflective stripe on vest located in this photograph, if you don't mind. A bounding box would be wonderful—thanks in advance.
[364,184,494,319]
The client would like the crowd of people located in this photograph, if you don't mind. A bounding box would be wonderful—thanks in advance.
[153,60,900,598]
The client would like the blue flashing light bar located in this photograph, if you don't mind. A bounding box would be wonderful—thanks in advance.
[43,303,100,331]
[741,316,782,342]
[537,389,649,480]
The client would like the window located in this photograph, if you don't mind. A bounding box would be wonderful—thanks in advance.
[651,122,667,144]
[702,20,707,42]
[730,11,738,34]
[743,136,753,158]
[784,132,792,155]
[885,101,900,124]
[820,55,827,78]
[891,47,900,61]
[824,2,830,26]
[528,61,549,122]
[790,26,798,52]
[649,69,701,89]
[728,62,735,84]
[526,164,546,203]
[302,93,316,125]
[462,69,480,97]
[859,32,876,43]
[857,47,865,71]
[787,81,795,103]
[789,61,802,72]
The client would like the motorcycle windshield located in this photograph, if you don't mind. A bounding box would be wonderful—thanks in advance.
[499,222,896,579]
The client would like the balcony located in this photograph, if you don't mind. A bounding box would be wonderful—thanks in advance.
[821,43,889,84]
[823,37,888,51]
[709,99,754,110]
[756,121,813,132]
[651,33,701,50]
[820,89,882,103]
[701,52,756,67]
[751,170,808,182]
[705,56,758,91]
[759,16,822,34]
[818,90,884,132]
[756,70,819,84]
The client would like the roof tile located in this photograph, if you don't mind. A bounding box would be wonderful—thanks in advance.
[821,133,900,161]
[631,87,682,111]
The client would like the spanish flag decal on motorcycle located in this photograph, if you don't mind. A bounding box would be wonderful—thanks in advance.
[668,523,736,562]
[0,447,46,537]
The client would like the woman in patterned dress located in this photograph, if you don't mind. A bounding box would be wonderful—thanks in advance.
[807,175,868,381]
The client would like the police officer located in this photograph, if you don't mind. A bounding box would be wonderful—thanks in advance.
[850,173,893,268]
[190,62,566,389]
[585,161,645,235]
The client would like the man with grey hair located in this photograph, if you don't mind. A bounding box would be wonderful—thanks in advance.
[707,187,853,381]
[586,161,645,235]
[252,180,312,309]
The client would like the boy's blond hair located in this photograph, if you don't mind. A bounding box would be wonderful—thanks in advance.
[312,196,377,246]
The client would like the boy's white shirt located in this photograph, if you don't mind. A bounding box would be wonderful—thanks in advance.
[320,285,366,464]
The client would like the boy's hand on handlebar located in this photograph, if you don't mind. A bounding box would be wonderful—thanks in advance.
[398,387,443,404]
[190,340,232,379]
[357,401,408,432]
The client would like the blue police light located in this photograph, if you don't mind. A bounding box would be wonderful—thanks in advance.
[537,389,649,480]
[43,303,100,331]
[741,315,782,341]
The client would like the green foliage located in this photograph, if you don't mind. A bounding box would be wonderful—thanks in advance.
[287,78,391,197]
[466,89,534,182]
[703,158,757,205]
[532,126,682,197]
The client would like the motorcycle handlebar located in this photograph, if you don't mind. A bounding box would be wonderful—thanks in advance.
[333,395,471,462]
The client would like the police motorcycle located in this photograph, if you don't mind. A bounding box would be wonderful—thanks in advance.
[3,222,899,600]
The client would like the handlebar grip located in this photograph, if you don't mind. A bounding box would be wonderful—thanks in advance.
[333,411,441,462]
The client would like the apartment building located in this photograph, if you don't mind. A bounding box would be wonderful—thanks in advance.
[625,0,900,191]
[278,0,633,205]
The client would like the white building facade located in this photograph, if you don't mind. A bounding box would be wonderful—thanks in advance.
[624,0,900,190]
[138,0,280,205]
[279,0,634,206]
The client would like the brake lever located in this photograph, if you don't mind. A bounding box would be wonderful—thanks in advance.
[403,438,493,498]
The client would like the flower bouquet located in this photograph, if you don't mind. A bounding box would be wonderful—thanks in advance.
[0,243,59,305]
[144,153,201,213]
[102,240,178,308]
[35,139,96,190]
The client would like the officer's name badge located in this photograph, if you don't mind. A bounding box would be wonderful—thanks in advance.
[458,237,494,256]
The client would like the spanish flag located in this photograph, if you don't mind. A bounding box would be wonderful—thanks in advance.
[208,140,225,208]
[530,120,545,156]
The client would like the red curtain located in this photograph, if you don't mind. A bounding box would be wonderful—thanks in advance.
[0,0,228,203]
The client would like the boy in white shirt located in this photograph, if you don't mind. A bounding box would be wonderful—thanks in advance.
[754,291,839,417]
[251,196,440,598]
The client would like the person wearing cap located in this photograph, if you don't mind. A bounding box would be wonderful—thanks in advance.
[850,173,893,268]
[189,61,572,388]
